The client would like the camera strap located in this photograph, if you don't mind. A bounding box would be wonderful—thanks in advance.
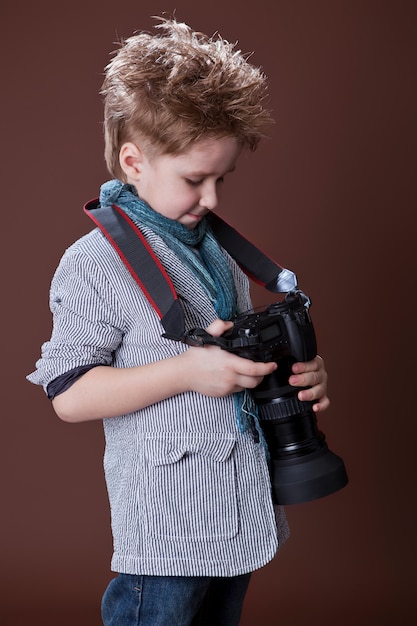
[83,199,298,343]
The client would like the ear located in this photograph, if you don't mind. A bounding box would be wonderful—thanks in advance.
[119,142,144,181]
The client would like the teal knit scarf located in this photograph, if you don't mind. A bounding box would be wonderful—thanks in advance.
[99,179,267,452]
[100,179,238,321]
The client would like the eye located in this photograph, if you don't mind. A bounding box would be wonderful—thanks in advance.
[217,176,224,184]
[185,178,203,186]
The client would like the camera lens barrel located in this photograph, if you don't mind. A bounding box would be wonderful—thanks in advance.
[258,400,348,505]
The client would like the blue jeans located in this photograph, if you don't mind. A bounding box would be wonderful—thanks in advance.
[101,572,252,626]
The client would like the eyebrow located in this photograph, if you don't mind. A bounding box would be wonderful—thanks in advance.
[187,166,236,177]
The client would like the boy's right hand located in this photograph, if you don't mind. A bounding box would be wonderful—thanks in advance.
[182,319,277,398]
[52,319,277,423]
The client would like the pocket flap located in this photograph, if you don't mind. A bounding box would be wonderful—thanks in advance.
[144,434,236,466]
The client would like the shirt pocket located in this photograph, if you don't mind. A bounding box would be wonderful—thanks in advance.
[143,434,238,541]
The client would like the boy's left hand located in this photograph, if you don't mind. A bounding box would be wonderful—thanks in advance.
[289,355,330,413]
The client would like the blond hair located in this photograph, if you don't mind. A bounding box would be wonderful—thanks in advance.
[101,17,273,179]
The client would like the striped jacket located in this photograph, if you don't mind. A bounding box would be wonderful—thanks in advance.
[28,224,289,576]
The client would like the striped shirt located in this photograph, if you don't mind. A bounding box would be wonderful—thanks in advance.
[28,225,289,576]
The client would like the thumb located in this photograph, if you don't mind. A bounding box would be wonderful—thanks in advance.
[206,318,234,337]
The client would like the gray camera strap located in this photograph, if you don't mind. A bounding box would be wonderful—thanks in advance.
[206,213,298,293]
[84,199,298,342]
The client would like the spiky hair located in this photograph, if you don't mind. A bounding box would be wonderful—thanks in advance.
[101,17,273,179]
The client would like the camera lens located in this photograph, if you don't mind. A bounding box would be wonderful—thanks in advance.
[258,396,348,504]
[222,290,348,505]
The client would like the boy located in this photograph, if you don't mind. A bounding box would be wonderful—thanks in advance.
[28,18,329,626]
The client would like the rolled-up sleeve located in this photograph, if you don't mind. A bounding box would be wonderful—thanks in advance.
[27,242,125,393]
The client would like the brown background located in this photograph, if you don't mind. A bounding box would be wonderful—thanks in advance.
[2,1,416,624]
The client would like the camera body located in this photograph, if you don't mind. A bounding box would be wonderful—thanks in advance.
[220,291,348,505]
[221,290,316,369]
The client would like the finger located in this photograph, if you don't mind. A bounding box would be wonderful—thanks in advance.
[206,318,234,337]
[312,395,331,413]
[297,383,327,402]
[234,358,277,378]
[289,369,324,389]
[236,375,266,390]
[292,355,323,374]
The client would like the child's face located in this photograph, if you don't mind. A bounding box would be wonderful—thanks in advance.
[132,136,242,229]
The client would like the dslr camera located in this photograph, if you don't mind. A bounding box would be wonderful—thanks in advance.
[188,291,348,505]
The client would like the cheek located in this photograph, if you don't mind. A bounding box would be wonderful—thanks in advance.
[154,182,181,208]
[177,184,199,207]
[161,187,197,218]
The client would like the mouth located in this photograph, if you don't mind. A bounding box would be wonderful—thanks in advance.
[182,210,209,229]
[187,211,206,222]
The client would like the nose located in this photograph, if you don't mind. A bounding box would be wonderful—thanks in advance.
[199,182,219,211]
